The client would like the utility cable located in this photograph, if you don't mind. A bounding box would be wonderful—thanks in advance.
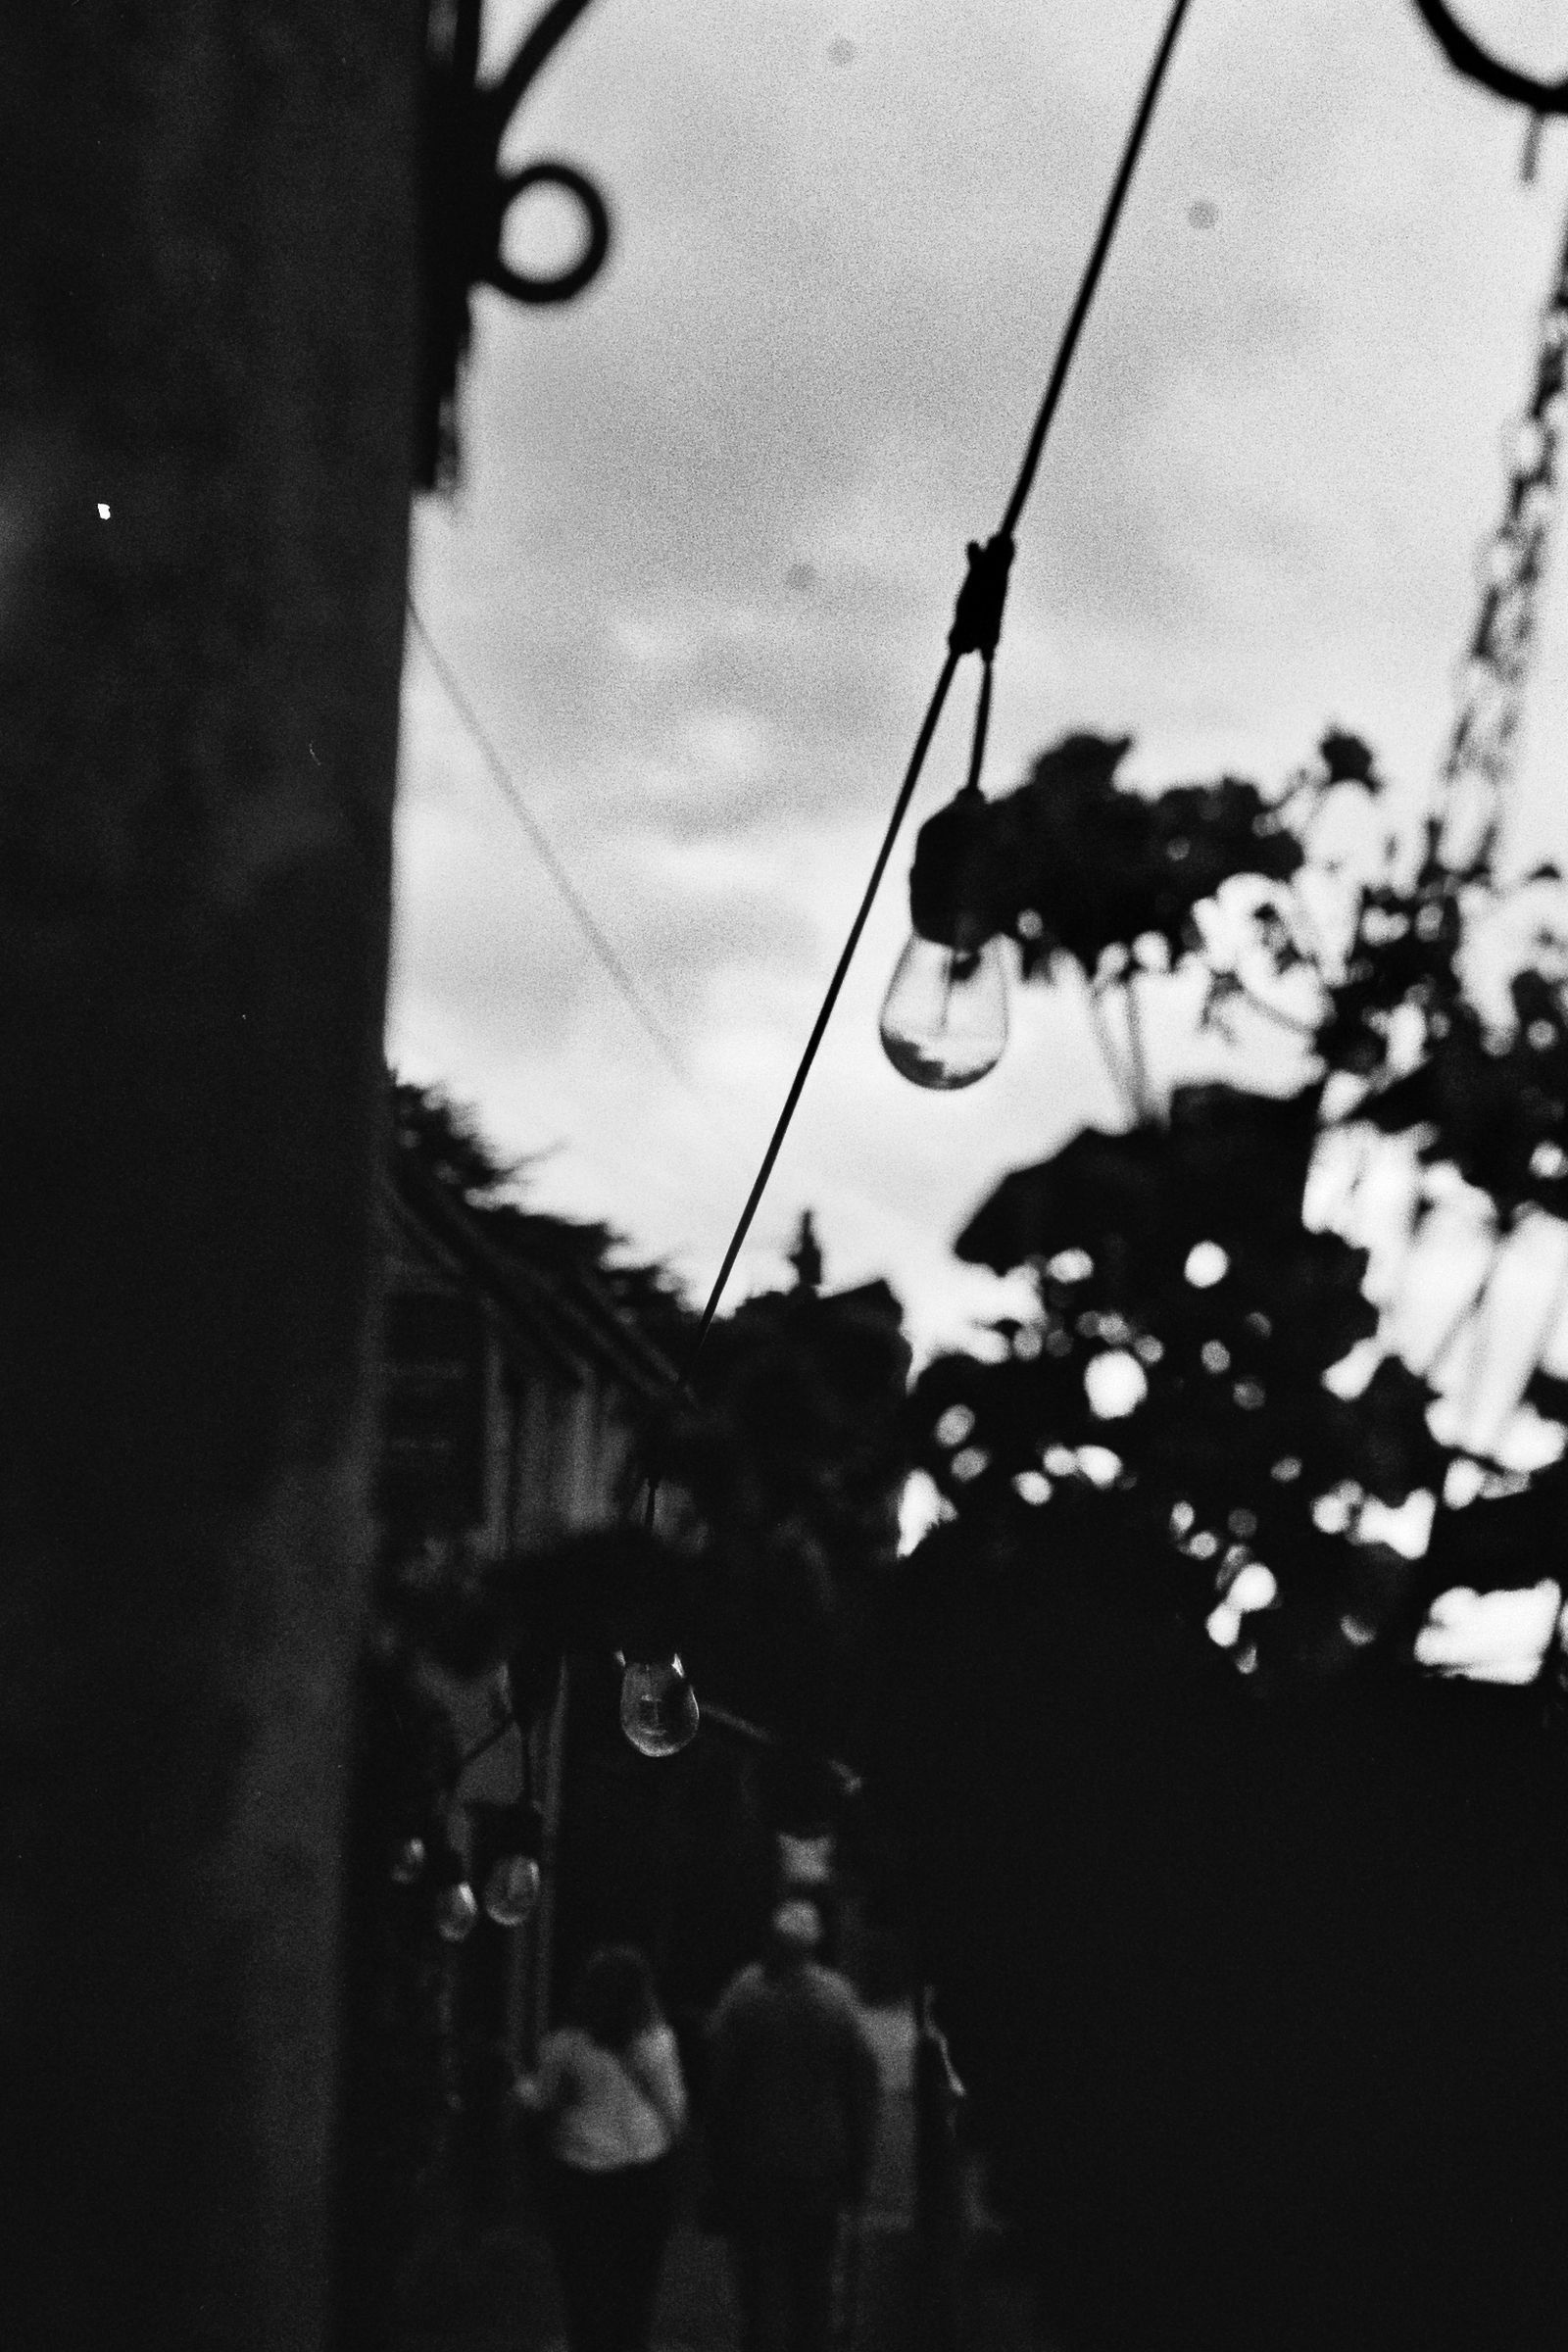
[1000,0,1194,540]
[683,650,962,1373]
[406,597,694,1092]
[679,0,1195,1375]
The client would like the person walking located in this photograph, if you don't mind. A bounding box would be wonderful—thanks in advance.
[704,1899,882,2352]
[514,1943,687,2352]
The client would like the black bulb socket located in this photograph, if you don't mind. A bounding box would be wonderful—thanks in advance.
[909,791,1002,952]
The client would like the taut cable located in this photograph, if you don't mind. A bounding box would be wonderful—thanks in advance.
[677,0,1197,1378]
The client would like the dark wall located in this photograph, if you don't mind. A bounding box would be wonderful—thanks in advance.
[0,7,419,2343]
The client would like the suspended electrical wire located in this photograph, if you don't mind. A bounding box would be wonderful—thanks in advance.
[406,597,695,1091]
[413,0,1194,1418]
[680,0,1195,1374]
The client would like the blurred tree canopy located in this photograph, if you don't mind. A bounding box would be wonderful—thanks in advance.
[870,726,1568,2352]
[895,728,1568,1695]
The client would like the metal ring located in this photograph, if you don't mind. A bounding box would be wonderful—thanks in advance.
[485,161,612,306]
[1411,1,1568,115]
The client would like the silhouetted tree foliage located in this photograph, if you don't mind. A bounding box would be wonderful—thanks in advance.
[666,1249,911,1756]
[384,1086,912,1739]
[873,729,1568,2352]
[391,1074,698,1364]
[392,1076,521,1200]
[898,731,1568,1686]
[909,731,1306,972]
[918,1081,1465,1681]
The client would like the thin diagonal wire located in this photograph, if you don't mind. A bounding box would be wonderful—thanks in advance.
[998,0,1195,541]
[681,651,961,1377]
[962,657,996,796]
[677,0,1196,1371]
[407,599,693,1090]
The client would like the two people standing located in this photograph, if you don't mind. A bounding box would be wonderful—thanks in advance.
[516,1901,884,2352]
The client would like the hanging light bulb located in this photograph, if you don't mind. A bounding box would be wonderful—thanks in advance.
[389,1835,426,1886]
[619,1652,701,1758]
[429,1835,478,1942]
[880,771,1010,1090]
[879,934,1009,1089]
[482,1851,542,1928]
[434,1879,479,1943]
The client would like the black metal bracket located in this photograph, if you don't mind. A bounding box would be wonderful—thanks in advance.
[1411,3,1568,117]
[418,0,612,489]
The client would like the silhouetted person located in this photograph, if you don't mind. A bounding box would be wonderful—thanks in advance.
[705,1899,881,2352]
[515,1943,687,2352]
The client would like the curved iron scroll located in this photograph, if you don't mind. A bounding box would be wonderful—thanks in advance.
[419,0,612,488]
[1411,1,1568,115]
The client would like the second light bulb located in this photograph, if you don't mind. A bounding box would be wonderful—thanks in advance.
[879,932,1009,1090]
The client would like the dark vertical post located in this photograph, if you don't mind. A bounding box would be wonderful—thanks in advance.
[914,1988,965,2352]
[0,6,419,2346]
[532,1655,572,2053]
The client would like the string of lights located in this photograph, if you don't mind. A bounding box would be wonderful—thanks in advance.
[682,0,1196,1371]
[404,3,1198,1776]
[410,0,1196,1403]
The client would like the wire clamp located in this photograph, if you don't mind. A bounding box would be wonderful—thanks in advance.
[948,534,1015,661]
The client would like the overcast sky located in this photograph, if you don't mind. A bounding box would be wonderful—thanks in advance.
[389,0,1568,1357]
